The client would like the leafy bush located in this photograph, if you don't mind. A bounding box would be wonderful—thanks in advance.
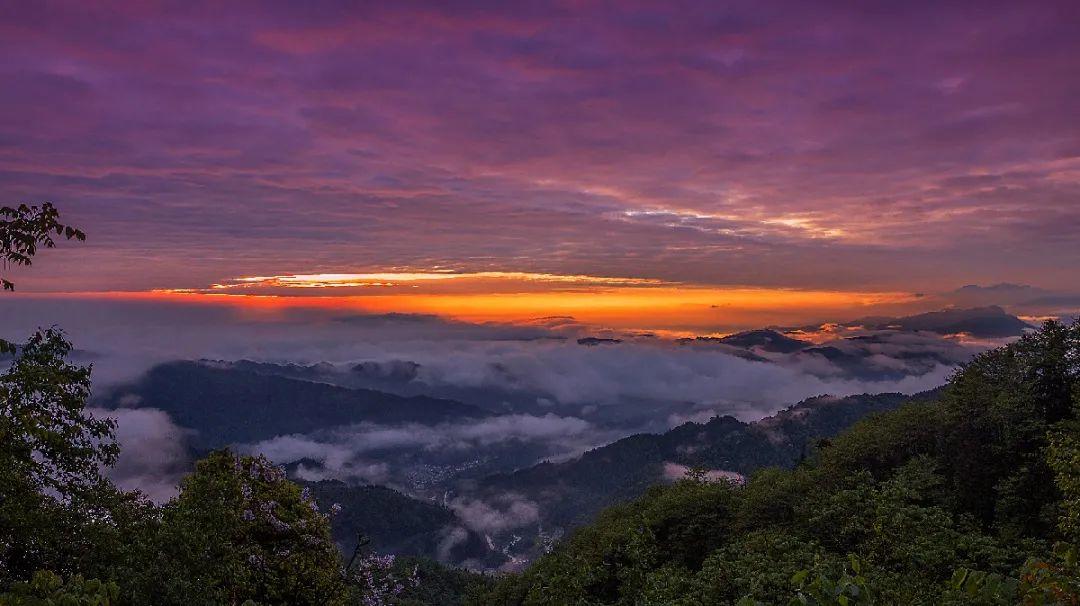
[0,570,118,605]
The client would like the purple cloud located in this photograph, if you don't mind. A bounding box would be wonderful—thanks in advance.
[0,1,1077,293]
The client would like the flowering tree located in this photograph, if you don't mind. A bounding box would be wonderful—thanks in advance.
[139,451,347,605]
[344,534,419,605]
[125,450,423,605]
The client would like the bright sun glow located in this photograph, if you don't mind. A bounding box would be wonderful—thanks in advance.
[100,270,931,333]
[210,271,668,290]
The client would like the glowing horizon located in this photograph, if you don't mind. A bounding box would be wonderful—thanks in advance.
[25,279,932,335]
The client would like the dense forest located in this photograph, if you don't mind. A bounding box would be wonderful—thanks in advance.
[2,203,1079,604]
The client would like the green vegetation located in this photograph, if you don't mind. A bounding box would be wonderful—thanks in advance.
[0,570,119,606]
[477,392,915,536]
[389,557,494,606]
[475,319,1080,605]
[115,451,347,604]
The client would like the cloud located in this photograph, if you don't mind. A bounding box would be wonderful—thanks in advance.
[436,526,471,563]
[404,338,961,419]
[293,461,391,486]
[661,462,744,484]
[201,271,666,293]
[0,295,981,428]
[241,414,609,484]
[0,297,578,385]
[1,296,1008,502]
[250,414,596,455]
[942,284,1080,320]
[448,494,540,535]
[90,407,190,503]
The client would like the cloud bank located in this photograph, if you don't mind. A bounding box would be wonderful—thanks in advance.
[3,295,1020,504]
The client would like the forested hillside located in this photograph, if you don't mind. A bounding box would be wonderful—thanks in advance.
[474,320,1080,605]
[474,392,918,532]
[304,480,492,565]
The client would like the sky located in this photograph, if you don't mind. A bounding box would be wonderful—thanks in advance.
[2,1,1078,332]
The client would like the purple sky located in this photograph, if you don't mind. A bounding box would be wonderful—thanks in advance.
[2,1,1078,298]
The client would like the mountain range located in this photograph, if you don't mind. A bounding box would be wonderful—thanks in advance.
[95,361,492,449]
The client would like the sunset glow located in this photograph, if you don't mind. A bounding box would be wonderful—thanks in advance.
[43,282,924,334]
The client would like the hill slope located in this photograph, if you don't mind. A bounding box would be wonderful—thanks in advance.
[474,391,919,532]
[302,480,494,566]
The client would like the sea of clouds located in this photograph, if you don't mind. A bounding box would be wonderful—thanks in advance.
[1,296,1008,507]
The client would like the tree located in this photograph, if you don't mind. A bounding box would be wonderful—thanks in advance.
[0,203,119,586]
[0,328,116,499]
[0,330,123,585]
[0,202,85,352]
[123,450,347,605]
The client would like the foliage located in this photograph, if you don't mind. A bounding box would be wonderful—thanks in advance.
[0,328,126,586]
[0,202,84,352]
[0,570,118,606]
[788,556,874,606]
[116,450,347,605]
[387,557,493,606]
[345,548,418,606]
[968,425,1080,605]
[0,328,116,497]
[1051,425,1080,545]
[944,567,1019,605]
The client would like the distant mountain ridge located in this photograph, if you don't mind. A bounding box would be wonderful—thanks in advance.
[96,360,493,448]
[676,329,811,357]
[789,305,1033,338]
[716,329,812,353]
[868,305,1031,337]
